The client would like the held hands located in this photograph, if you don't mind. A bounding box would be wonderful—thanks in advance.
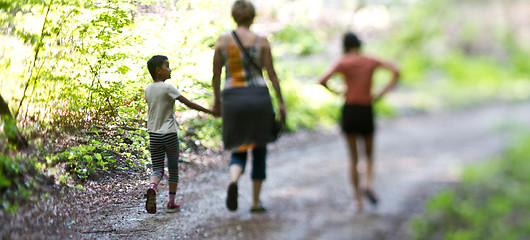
[209,102,285,121]
[279,102,286,124]
[211,102,221,118]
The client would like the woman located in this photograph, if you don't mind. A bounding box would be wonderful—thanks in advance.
[319,32,399,212]
[211,0,286,213]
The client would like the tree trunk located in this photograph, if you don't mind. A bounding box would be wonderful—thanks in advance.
[0,94,29,150]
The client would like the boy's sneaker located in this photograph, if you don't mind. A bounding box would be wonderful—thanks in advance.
[145,185,157,214]
[166,202,181,213]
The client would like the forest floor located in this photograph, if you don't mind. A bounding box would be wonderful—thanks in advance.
[4,100,530,240]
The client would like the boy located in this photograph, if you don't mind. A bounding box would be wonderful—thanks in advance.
[319,32,399,212]
[144,55,212,213]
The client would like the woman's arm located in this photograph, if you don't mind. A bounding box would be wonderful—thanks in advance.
[262,38,286,123]
[211,36,224,118]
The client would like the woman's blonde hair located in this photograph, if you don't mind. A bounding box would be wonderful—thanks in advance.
[231,0,255,25]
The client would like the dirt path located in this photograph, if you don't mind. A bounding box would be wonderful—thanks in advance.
[76,102,530,240]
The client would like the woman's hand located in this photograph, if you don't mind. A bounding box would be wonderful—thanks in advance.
[211,103,221,118]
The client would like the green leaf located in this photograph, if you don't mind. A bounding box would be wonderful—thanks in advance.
[0,176,12,188]
[117,65,130,74]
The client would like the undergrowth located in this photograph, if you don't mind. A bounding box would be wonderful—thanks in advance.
[0,155,39,213]
[45,129,150,182]
[411,134,530,240]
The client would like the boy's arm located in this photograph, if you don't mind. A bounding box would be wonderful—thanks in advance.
[318,66,341,95]
[373,61,400,101]
[318,70,333,88]
[176,95,213,114]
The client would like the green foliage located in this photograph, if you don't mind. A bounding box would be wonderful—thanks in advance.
[49,140,114,180]
[48,129,150,180]
[272,25,324,56]
[1,0,228,146]
[1,116,17,142]
[285,84,340,131]
[0,0,144,128]
[398,51,431,84]
[411,135,530,240]
[367,0,530,112]
[438,51,509,84]
[179,116,222,151]
[0,155,35,213]
[504,34,530,79]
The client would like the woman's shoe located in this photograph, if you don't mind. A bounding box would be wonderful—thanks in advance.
[226,182,238,211]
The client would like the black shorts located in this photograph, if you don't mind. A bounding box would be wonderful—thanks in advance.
[341,104,375,135]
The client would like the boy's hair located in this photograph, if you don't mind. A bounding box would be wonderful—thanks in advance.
[343,32,362,53]
[232,0,255,25]
[147,55,168,80]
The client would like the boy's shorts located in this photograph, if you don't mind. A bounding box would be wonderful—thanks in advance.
[341,104,375,136]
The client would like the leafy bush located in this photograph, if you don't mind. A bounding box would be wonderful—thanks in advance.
[0,0,142,127]
[179,116,222,151]
[0,155,35,213]
[411,135,530,240]
[48,129,150,181]
[50,140,114,180]
[0,117,15,151]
